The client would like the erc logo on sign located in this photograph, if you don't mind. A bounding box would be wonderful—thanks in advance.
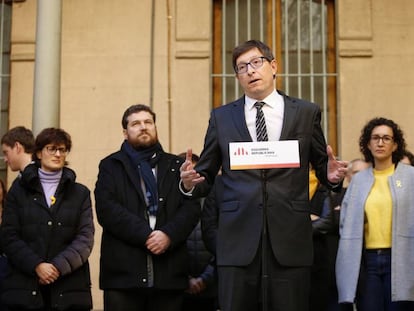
[229,141,300,170]
[233,147,249,156]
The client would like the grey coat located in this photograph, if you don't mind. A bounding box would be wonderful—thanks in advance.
[336,163,414,303]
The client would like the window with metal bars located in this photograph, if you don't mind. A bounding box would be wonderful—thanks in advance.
[212,0,337,149]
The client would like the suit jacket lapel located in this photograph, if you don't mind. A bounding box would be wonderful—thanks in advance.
[231,96,253,142]
[279,92,299,140]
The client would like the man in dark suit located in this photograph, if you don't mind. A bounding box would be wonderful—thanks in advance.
[180,40,348,311]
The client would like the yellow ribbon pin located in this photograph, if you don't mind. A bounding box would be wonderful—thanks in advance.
[50,196,56,205]
[396,180,402,188]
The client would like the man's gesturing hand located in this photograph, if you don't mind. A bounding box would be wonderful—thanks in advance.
[327,145,348,184]
[180,148,205,191]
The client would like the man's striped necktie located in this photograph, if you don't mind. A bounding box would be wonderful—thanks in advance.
[254,101,268,141]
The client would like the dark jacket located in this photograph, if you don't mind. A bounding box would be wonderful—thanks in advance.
[192,92,337,267]
[310,185,334,236]
[94,146,201,290]
[200,175,223,256]
[1,163,94,310]
[186,221,217,298]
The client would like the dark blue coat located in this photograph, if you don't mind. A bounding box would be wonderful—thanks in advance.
[95,147,200,290]
[1,164,94,310]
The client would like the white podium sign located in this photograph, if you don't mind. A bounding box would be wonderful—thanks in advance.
[229,140,300,170]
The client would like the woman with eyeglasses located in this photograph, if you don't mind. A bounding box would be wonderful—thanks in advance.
[1,128,94,311]
[336,117,414,311]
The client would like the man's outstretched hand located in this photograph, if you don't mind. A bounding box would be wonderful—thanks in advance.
[327,145,348,184]
[180,148,205,191]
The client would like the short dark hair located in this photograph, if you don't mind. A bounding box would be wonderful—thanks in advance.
[232,40,275,73]
[122,104,156,129]
[1,126,35,153]
[359,117,405,165]
[33,128,72,161]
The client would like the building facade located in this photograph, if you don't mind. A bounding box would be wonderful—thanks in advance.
[2,0,414,309]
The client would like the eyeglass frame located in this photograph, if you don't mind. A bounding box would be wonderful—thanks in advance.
[370,135,394,145]
[44,145,69,156]
[234,56,270,74]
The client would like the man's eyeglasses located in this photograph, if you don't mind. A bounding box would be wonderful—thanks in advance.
[235,56,269,74]
[45,146,69,156]
[370,135,394,145]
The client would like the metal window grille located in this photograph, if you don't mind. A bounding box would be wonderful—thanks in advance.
[212,0,337,140]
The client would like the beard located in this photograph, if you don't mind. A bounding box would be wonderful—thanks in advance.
[129,132,158,150]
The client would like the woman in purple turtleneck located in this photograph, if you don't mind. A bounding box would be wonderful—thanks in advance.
[1,128,94,311]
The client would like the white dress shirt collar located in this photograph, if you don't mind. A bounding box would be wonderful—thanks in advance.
[244,89,285,141]
[245,89,283,111]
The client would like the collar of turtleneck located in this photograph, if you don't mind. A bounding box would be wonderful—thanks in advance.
[38,168,62,207]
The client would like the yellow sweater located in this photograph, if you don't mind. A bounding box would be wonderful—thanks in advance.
[309,169,319,200]
[364,165,394,249]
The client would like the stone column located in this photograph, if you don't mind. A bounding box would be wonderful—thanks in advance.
[32,0,62,135]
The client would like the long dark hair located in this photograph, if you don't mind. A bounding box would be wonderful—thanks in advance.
[359,117,405,165]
